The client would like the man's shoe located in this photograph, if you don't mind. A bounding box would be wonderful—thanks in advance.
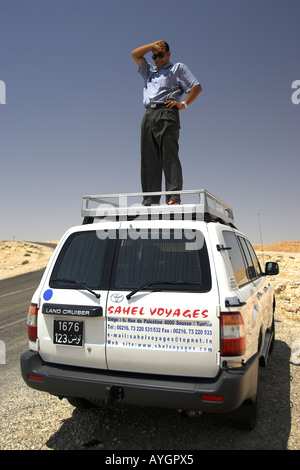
[168,198,180,205]
[142,199,152,206]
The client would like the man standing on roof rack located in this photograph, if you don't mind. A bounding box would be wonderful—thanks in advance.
[132,40,202,206]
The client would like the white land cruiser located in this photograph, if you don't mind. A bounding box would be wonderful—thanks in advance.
[20,190,279,428]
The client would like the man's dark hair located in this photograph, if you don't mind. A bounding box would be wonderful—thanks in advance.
[163,41,170,52]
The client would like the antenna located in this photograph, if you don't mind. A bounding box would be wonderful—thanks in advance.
[258,213,264,265]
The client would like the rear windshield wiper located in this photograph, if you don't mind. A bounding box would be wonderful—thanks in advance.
[126,281,200,300]
[52,278,100,299]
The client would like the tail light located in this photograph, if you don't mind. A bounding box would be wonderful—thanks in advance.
[201,394,224,402]
[27,303,38,341]
[221,312,246,356]
[28,374,44,382]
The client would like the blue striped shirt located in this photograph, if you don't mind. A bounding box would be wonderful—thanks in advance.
[138,58,200,108]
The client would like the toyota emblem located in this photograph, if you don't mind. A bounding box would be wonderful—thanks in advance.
[110,293,124,303]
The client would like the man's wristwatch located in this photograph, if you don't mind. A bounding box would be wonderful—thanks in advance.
[181,101,188,108]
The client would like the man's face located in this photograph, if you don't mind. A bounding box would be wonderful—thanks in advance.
[152,47,170,68]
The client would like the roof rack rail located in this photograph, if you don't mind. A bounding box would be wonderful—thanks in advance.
[81,189,234,225]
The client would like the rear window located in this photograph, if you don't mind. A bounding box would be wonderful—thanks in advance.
[50,231,112,289]
[50,229,211,293]
[112,229,211,292]
[223,231,262,287]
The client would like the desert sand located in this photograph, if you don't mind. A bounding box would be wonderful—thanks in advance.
[0,241,58,280]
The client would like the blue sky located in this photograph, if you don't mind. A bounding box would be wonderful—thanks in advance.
[0,0,299,244]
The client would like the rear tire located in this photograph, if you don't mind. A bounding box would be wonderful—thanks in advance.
[229,360,259,430]
[269,313,275,354]
[234,396,258,430]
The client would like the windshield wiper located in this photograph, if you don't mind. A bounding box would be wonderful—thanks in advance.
[126,281,200,300]
[53,278,100,299]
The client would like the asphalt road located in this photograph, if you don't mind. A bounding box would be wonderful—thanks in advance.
[0,269,299,451]
[0,269,45,374]
[0,269,44,328]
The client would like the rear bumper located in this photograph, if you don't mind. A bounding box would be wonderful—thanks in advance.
[20,350,258,414]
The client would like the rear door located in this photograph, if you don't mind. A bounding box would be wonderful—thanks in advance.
[37,227,116,369]
[240,237,274,333]
[106,220,221,378]
[221,230,272,360]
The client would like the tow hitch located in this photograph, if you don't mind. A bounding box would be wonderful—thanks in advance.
[104,385,124,405]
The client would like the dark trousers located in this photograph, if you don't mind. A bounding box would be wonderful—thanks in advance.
[140,107,183,204]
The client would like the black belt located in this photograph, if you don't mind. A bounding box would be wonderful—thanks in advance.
[146,103,168,109]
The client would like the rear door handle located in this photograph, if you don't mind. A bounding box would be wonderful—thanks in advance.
[225,297,246,307]
[263,286,268,292]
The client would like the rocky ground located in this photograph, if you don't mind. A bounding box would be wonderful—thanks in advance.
[253,241,300,323]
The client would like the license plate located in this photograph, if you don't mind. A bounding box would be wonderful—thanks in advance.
[53,319,84,347]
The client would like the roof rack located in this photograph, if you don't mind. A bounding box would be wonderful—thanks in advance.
[81,189,234,225]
